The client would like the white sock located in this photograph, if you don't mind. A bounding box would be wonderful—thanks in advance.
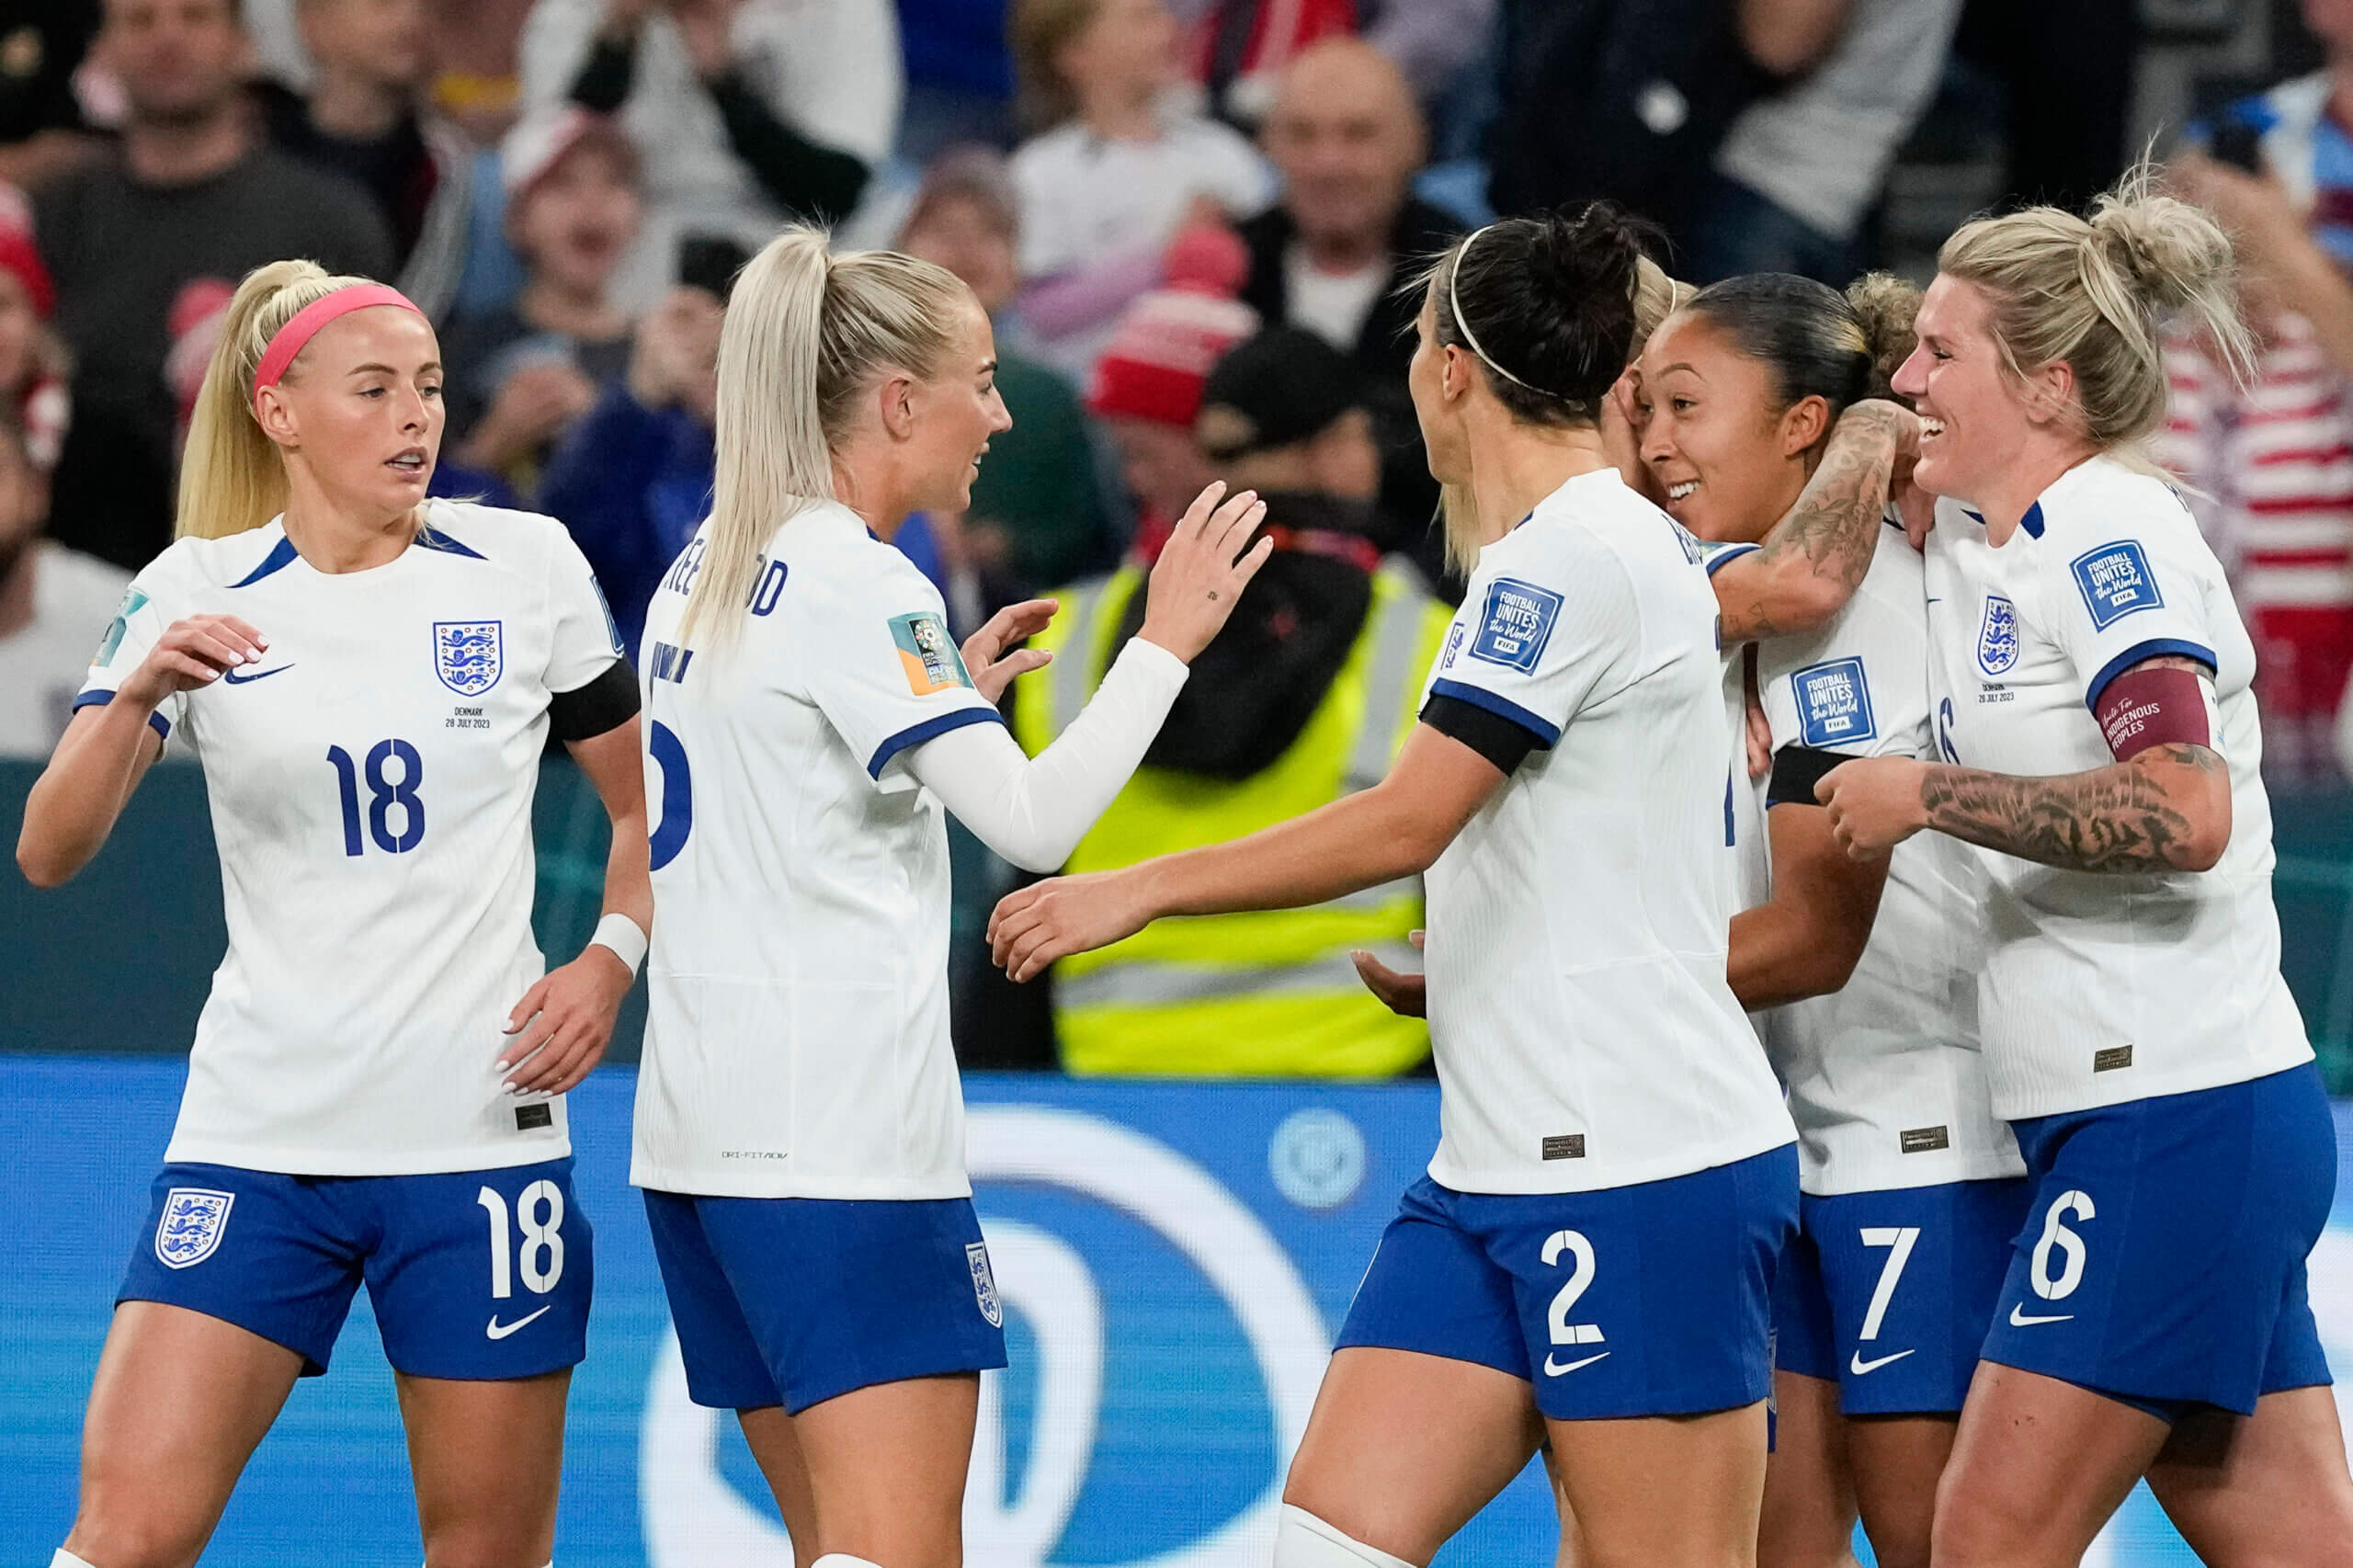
[1272,1505,1420,1568]
[811,1556,884,1568]
[52,1551,101,1568]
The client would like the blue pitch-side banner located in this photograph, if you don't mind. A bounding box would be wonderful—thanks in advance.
[6,1060,2353,1567]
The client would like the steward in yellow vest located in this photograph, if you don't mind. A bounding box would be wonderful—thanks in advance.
[1012,327,1452,1075]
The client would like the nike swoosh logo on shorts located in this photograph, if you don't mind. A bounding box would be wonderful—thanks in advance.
[2008,1303,2073,1327]
[222,664,294,685]
[1542,1351,1610,1376]
[1850,1347,1915,1375]
[485,1305,552,1339]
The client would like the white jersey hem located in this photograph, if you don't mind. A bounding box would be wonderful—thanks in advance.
[162,1132,573,1176]
[1801,1145,2027,1198]
[1987,1040,2315,1123]
[1427,1124,1795,1196]
[629,1160,975,1201]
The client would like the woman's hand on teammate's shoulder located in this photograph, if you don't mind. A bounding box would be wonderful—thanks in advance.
[497,947,635,1095]
[988,869,1153,983]
[1813,756,1927,860]
[1351,929,1427,1018]
[120,615,270,710]
[961,597,1060,704]
[1136,481,1274,664]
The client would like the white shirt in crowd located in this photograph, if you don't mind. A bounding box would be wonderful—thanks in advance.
[631,502,1005,1200]
[1923,456,2313,1119]
[1418,469,1794,1194]
[0,541,132,760]
[1282,245,1388,353]
[1715,525,2022,1195]
[74,501,626,1174]
[1010,112,1271,282]
[519,0,904,309]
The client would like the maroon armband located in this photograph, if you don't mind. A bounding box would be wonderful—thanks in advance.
[2095,665,2211,761]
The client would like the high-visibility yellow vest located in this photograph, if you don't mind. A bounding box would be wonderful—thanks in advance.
[1012,558,1451,1077]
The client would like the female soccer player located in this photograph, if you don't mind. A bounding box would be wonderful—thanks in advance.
[17,261,649,1568]
[1816,175,2353,1562]
[1639,274,2025,1568]
[628,227,1267,1568]
[991,207,1798,1568]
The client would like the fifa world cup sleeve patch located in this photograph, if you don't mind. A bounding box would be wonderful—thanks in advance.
[1468,578,1563,675]
[1791,656,1876,747]
[2071,540,2163,631]
[890,612,975,695]
[94,586,149,667]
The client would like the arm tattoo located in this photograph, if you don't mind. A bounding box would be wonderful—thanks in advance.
[1917,744,2226,872]
[1722,402,1900,640]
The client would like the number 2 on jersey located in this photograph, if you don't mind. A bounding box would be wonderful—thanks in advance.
[327,740,426,856]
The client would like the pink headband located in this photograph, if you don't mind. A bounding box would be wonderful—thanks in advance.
[252,284,423,400]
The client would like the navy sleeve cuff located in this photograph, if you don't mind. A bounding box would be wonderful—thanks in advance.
[868,705,1006,778]
[2084,638,2217,711]
[73,688,169,741]
[1427,677,1561,747]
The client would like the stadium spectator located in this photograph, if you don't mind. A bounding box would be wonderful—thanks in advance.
[896,0,1019,158]
[1008,0,1270,379]
[517,0,899,308]
[440,108,640,493]
[1012,325,1449,1075]
[252,0,476,319]
[0,189,69,473]
[1161,0,1499,122]
[1242,37,1455,563]
[1080,224,1257,534]
[33,0,393,574]
[0,416,124,760]
[1689,0,1961,284]
[895,147,1119,604]
[536,278,721,654]
[0,1,104,193]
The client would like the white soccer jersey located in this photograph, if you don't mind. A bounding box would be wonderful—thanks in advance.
[1735,525,2023,1194]
[631,503,1003,1199]
[74,501,627,1175]
[1418,469,1795,1195]
[1924,456,2313,1119]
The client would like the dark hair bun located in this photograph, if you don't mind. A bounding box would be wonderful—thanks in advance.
[1441,202,1657,426]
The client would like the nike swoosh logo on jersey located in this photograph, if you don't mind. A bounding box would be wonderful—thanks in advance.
[485,1305,552,1339]
[221,664,295,685]
[1850,1347,1916,1375]
[1542,1351,1610,1376]
[2008,1304,2073,1327]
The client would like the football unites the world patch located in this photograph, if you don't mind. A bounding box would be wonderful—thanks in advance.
[2071,540,2164,631]
[890,613,973,696]
[1977,595,2019,677]
[154,1187,234,1269]
[1792,656,1877,747]
[1469,578,1563,675]
[433,620,504,697]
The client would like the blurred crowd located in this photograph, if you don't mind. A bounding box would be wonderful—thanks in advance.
[0,0,2344,1071]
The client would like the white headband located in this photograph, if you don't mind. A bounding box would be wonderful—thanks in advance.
[1446,225,1542,395]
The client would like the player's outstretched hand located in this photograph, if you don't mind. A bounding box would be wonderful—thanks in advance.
[1351,929,1427,1017]
[962,597,1059,704]
[1815,756,1926,860]
[119,615,270,708]
[499,946,634,1096]
[1137,481,1273,663]
[988,869,1153,983]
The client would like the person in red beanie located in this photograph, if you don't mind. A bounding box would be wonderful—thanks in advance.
[1084,222,1257,534]
[0,184,70,473]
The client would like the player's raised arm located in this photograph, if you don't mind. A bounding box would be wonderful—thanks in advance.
[1708,398,1915,641]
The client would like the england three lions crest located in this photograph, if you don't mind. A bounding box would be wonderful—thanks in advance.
[966,1241,1003,1327]
[1976,595,2019,677]
[155,1187,234,1269]
[434,620,504,697]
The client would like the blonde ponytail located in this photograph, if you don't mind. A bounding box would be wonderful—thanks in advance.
[682,226,972,653]
[1938,163,2250,453]
[176,259,384,540]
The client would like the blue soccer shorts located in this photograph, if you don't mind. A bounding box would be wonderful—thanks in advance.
[1336,1144,1798,1420]
[1978,1062,2336,1420]
[119,1158,592,1379]
[643,1190,1009,1414]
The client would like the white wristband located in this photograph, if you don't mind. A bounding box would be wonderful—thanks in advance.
[588,913,648,977]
